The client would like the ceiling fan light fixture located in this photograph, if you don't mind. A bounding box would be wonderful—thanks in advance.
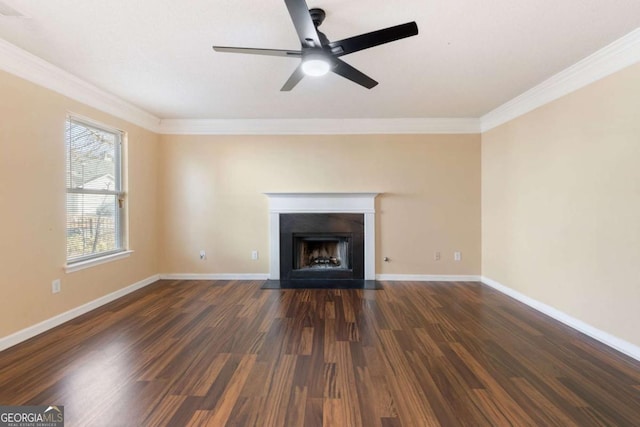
[301,54,330,76]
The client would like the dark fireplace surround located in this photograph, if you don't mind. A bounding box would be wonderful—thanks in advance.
[280,213,364,281]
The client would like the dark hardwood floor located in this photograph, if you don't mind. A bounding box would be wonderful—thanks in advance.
[1,280,639,426]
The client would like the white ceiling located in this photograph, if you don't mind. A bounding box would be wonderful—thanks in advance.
[1,0,639,120]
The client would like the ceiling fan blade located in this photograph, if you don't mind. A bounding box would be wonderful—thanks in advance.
[285,0,321,48]
[327,22,418,57]
[281,64,305,91]
[330,58,378,89]
[213,46,302,57]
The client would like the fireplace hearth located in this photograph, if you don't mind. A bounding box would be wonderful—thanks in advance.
[264,192,379,283]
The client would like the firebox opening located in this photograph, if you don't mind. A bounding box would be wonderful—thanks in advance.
[294,235,351,271]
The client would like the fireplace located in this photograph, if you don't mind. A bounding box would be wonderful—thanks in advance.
[264,192,379,281]
[280,213,364,281]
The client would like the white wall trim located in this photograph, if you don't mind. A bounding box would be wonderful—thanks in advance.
[0,38,160,132]
[0,274,160,352]
[159,273,269,281]
[481,27,640,132]
[158,118,481,135]
[481,276,640,362]
[65,250,133,273]
[376,274,481,282]
[0,36,479,136]
[163,273,483,282]
[4,26,640,137]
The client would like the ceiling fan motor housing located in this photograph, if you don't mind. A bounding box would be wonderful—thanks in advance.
[309,8,326,27]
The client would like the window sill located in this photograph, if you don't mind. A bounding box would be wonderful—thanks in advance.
[65,250,134,273]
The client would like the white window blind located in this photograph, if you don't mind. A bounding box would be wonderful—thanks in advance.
[66,117,125,263]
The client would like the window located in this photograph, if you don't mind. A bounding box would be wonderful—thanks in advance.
[66,116,126,264]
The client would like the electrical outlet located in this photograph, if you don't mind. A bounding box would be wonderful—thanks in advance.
[454,251,461,261]
[434,251,441,261]
[199,250,206,260]
[251,250,259,260]
[52,279,61,294]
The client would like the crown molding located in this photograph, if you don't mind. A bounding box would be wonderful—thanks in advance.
[0,38,476,135]
[481,27,640,132]
[4,25,639,136]
[157,117,481,135]
[0,38,161,132]
[0,37,479,135]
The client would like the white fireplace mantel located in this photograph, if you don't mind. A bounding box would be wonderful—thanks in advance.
[264,192,379,280]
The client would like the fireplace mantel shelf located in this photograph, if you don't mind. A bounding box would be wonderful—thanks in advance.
[264,192,379,280]
[264,192,380,214]
[264,192,380,197]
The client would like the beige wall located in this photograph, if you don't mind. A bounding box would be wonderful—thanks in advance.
[482,63,640,347]
[0,70,159,337]
[158,134,481,276]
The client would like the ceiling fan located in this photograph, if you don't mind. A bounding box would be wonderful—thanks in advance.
[212,0,418,91]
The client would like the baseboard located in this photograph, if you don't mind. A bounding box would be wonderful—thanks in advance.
[162,273,480,282]
[159,273,270,281]
[481,276,640,362]
[376,274,481,282]
[0,274,160,352]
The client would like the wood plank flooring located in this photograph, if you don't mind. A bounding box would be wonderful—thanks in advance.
[1,280,639,426]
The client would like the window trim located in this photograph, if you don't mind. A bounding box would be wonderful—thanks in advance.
[65,114,128,267]
[65,250,134,273]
